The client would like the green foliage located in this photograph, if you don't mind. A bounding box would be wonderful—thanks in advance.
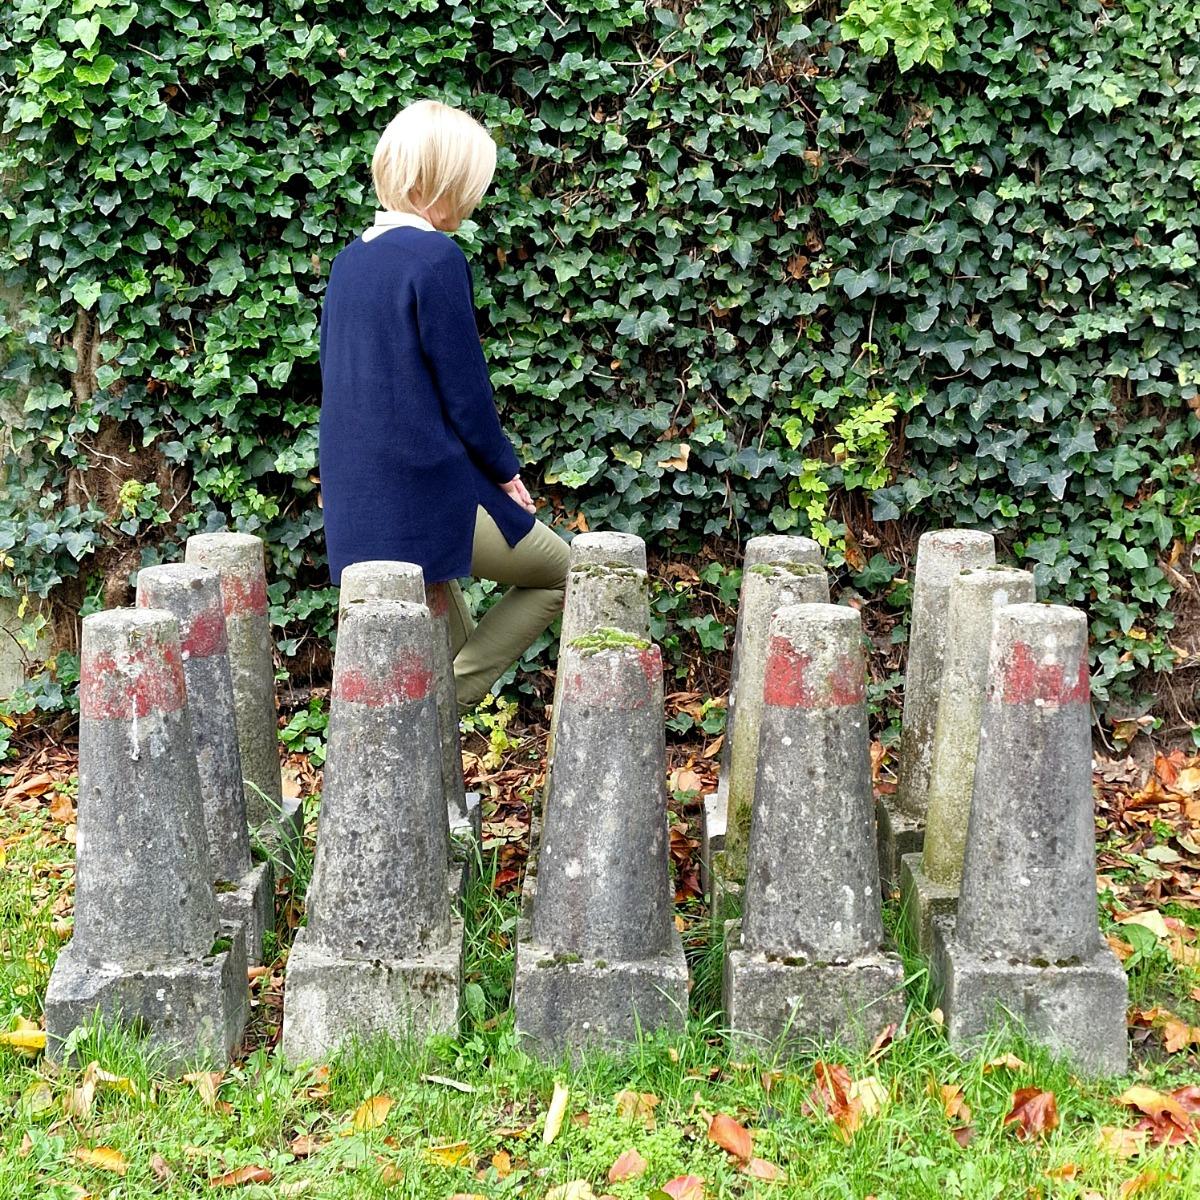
[278,695,328,765]
[1,0,1198,716]
[841,0,968,71]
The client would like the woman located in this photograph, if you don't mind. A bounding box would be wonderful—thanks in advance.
[318,99,568,708]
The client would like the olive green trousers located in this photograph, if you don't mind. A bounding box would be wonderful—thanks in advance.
[446,506,569,709]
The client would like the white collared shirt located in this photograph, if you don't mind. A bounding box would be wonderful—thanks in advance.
[362,210,437,242]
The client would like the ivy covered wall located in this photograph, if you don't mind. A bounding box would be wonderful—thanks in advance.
[0,0,1197,721]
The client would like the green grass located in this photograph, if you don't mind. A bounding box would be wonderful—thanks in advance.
[3,782,1200,1197]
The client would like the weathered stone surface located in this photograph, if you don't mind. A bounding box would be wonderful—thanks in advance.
[135,564,273,963]
[880,529,995,891]
[515,638,686,1057]
[702,536,823,897]
[566,530,648,571]
[338,561,471,867]
[725,931,905,1054]
[724,603,904,1050]
[337,560,424,615]
[901,566,1035,954]
[283,923,462,1063]
[559,562,651,646]
[720,563,830,884]
[546,547,651,791]
[45,608,248,1067]
[47,925,249,1072]
[936,603,1127,1073]
[184,533,300,861]
[282,600,460,1059]
[932,918,1128,1076]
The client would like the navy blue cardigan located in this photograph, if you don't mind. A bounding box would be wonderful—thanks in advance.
[318,227,534,584]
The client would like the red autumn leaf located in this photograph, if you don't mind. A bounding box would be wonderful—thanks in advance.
[608,1148,647,1182]
[952,1125,977,1148]
[707,1112,752,1162]
[660,1175,704,1200]
[1005,1088,1059,1141]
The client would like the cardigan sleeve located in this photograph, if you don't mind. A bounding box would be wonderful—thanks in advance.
[414,246,521,486]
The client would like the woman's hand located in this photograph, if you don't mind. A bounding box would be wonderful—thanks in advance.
[502,474,536,515]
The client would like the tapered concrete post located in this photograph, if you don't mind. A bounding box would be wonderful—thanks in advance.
[283,600,461,1062]
[546,542,651,795]
[45,610,248,1069]
[339,561,478,863]
[932,604,1127,1074]
[878,530,995,892]
[702,536,824,895]
[136,565,273,963]
[515,634,687,1059]
[900,567,1035,954]
[724,605,904,1051]
[184,533,302,867]
[719,561,830,887]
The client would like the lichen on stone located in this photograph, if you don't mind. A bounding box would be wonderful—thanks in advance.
[570,627,651,653]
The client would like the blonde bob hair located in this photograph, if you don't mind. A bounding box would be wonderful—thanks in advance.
[371,99,497,223]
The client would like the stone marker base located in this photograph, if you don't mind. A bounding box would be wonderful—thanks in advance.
[281,923,463,1064]
[898,852,958,958]
[876,796,923,895]
[723,924,905,1054]
[700,779,727,898]
[932,920,1128,1075]
[45,926,248,1072]
[513,938,689,1062]
[215,862,274,965]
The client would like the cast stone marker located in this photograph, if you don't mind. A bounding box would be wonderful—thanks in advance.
[724,603,905,1050]
[718,559,830,888]
[514,632,687,1059]
[878,529,995,892]
[338,560,480,866]
[282,599,461,1062]
[899,566,1035,954]
[185,532,302,867]
[45,609,248,1070]
[702,535,824,895]
[932,603,1128,1074]
[136,564,274,963]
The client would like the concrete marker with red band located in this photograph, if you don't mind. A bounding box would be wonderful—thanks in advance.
[80,631,188,721]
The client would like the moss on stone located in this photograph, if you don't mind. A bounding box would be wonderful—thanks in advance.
[210,936,233,956]
[213,880,238,894]
[749,561,824,578]
[570,627,651,653]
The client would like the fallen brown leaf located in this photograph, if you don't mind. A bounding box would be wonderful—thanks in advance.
[614,1088,659,1128]
[1005,1088,1059,1141]
[744,1157,783,1181]
[349,1094,393,1132]
[707,1112,752,1162]
[208,1165,273,1188]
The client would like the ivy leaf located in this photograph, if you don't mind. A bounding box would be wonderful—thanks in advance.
[74,55,117,85]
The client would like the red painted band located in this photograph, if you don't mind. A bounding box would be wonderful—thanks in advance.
[333,652,434,707]
[219,572,269,618]
[181,605,228,659]
[562,645,661,709]
[80,642,188,720]
[762,636,865,708]
[998,640,1089,706]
